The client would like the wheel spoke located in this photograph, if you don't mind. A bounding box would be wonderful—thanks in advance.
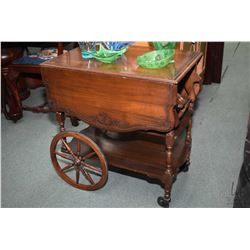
[60,139,77,160]
[80,167,95,185]
[55,151,73,161]
[82,151,96,161]
[81,162,102,175]
[61,163,74,172]
[76,168,80,184]
[77,139,81,156]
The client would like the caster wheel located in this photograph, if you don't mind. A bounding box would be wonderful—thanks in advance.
[181,162,190,172]
[182,165,189,172]
[157,197,170,208]
[50,131,108,191]
[172,175,177,183]
[70,117,79,127]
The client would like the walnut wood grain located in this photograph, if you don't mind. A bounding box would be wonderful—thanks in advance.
[42,46,202,207]
[41,46,202,133]
[42,46,202,84]
[68,126,189,180]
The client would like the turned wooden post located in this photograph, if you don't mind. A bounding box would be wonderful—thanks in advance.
[162,130,175,202]
[184,78,199,163]
[56,111,67,151]
[166,131,175,168]
[185,116,192,165]
[56,111,65,132]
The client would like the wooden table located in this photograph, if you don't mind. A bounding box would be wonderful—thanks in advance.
[1,46,24,121]
[41,46,202,207]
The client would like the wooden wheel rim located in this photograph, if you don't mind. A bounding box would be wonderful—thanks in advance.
[50,131,108,190]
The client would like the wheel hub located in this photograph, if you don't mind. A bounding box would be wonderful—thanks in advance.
[75,157,82,166]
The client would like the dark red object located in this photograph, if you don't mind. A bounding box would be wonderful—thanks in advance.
[204,42,224,84]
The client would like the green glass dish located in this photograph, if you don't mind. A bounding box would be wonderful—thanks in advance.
[136,49,175,69]
[152,42,176,50]
[92,44,127,63]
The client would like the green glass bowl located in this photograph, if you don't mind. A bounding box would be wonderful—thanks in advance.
[136,49,175,69]
[92,44,127,64]
[152,42,176,50]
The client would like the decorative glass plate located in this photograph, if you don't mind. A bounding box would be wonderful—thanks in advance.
[136,49,175,69]
[91,44,128,63]
[79,42,133,63]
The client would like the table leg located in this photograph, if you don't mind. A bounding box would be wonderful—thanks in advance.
[3,68,23,122]
[69,116,79,127]
[56,111,68,152]
[56,111,66,132]
[182,116,192,172]
[158,131,175,207]
[185,103,194,170]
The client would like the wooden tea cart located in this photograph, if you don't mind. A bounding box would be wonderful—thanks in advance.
[41,46,202,207]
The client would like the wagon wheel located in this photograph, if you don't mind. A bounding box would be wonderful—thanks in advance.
[50,131,108,190]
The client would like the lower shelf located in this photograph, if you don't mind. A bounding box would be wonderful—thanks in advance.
[68,126,189,180]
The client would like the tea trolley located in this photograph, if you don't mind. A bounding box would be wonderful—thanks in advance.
[41,46,202,207]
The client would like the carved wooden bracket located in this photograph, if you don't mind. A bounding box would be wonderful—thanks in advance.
[90,112,129,128]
